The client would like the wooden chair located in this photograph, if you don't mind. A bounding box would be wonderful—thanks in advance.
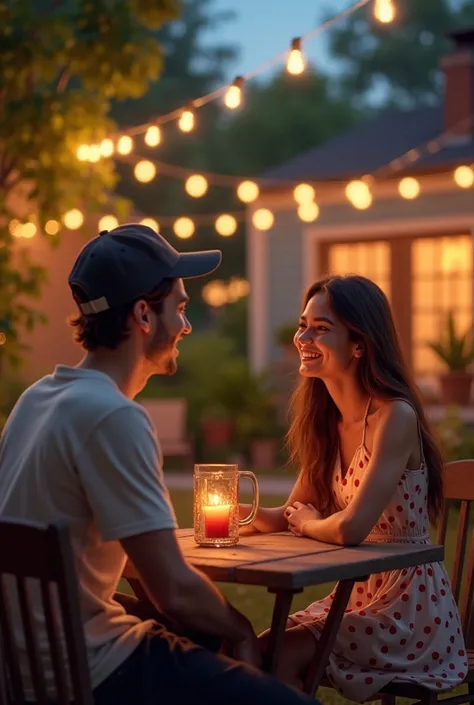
[0,519,93,705]
[140,398,194,467]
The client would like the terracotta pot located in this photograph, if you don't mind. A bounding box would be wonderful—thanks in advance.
[440,371,473,406]
[250,438,278,470]
[201,418,234,447]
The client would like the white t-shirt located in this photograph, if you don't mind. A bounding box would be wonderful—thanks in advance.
[0,365,178,694]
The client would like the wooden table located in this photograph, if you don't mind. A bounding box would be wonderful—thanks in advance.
[123,529,443,697]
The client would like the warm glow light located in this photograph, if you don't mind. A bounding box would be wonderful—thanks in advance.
[398,177,420,200]
[345,180,373,208]
[134,160,156,183]
[9,219,21,236]
[45,219,60,235]
[173,217,195,239]
[287,37,305,75]
[454,165,474,189]
[297,202,320,222]
[117,135,133,155]
[293,183,315,204]
[0,332,6,346]
[63,208,84,230]
[145,125,161,147]
[87,145,101,163]
[224,77,243,109]
[98,215,119,231]
[252,208,274,231]
[227,277,249,301]
[21,222,37,239]
[374,0,395,23]
[100,139,114,157]
[179,109,195,133]
[215,214,237,237]
[76,145,90,161]
[202,281,229,307]
[140,218,159,232]
[185,174,208,198]
[237,180,259,203]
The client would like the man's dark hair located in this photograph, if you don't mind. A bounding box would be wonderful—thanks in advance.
[68,278,175,351]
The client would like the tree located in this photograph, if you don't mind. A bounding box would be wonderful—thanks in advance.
[328,0,474,108]
[0,0,179,368]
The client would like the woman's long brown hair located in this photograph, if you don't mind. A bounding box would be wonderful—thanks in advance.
[286,275,444,526]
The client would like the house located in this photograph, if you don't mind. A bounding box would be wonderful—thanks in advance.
[247,28,474,391]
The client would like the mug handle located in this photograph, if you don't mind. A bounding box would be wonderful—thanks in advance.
[238,471,260,526]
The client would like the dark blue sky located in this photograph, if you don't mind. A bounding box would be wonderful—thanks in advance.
[203,0,348,80]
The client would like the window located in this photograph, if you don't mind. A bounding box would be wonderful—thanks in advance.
[327,241,391,299]
[412,235,472,374]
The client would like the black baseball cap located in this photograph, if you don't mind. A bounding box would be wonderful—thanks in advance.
[68,223,222,315]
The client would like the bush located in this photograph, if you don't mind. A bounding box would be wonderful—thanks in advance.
[435,407,474,462]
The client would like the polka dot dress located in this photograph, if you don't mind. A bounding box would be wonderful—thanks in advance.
[289,401,467,702]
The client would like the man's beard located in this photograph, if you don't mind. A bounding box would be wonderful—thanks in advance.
[145,318,178,376]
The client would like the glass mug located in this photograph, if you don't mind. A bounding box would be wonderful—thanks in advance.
[193,464,259,547]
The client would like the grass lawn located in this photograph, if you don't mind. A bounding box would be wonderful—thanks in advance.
[121,489,468,704]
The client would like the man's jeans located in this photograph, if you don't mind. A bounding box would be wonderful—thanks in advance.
[92,594,318,705]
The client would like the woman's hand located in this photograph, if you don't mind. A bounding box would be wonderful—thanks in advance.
[285,502,322,537]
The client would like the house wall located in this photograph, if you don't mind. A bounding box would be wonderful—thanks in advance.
[248,175,474,373]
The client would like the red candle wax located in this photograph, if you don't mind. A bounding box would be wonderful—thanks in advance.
[204,504,230,538]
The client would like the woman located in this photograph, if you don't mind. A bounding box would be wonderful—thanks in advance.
[247,275,466,702]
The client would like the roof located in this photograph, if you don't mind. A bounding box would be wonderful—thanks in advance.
[262,105,474,184]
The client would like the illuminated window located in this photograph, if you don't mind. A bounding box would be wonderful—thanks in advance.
[327,241,391,300]
[412,235,472,373]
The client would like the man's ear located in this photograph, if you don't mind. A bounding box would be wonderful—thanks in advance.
[132,300,151,332]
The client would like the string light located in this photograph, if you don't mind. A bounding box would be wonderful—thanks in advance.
[224,76,243,109]
[454,165,474,189]
[345,180,373,210]
[19,222,37,239]
[398,177,420,200]
[293,183,315,204]
[185,174,208,198]
[44,219,60,235]
[374,0,395,23]
[76,145,90,161]
[87,145,102,163]
[179,107,195,133]
[134,160,156,183]
[297,202,320,222]
[237,180,259,203]
[173,217,195,239]
[100,139,114,157]
[140,218,159,232]
[215,214,237,237]
[252,208,274,231]
[98,215,119,231]
[287,37,305,75]
[62,208,84,230]
[117,136,133,155]
[145,126,161,147]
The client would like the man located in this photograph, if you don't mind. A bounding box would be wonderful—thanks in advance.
[0,224,315,704]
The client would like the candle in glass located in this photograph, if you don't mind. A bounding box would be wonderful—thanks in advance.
[203,493,230,538]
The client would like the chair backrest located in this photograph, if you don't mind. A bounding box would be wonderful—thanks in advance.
[0,520,93,705]
[141,398,187,442]
[437,459,474,649]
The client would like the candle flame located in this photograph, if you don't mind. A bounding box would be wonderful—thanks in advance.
[208,493,223,506]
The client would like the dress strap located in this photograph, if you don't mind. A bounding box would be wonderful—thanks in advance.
[361,395,372,448]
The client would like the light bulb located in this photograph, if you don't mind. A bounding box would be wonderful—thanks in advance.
[117,135,133,155]
[454,165,474,189]
[293,183,315,204]
[98,215,119,231]
[252,208,274,231]
[173,217,195,239]
[398,177,420,200]
[45,219,60,235]
[20,222,37,239]
[87,145,101,163]
[185,174,208,198]
[374,0,395,23]
[134,160,156,183]
[76,145,90,161]
[287,37,305,75]
[62,208,84,230]
[179,108,195,133]
[145,126,161,147]
[100,139,114,157]
[237,180,259,203]
[215,214,237,237]
[224,77,243,109]
[297,202,320,223]
[140,218,159,232]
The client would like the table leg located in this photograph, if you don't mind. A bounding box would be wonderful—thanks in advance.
[126,577,149,603]
[263,589,300,673]
[304,576,366,698]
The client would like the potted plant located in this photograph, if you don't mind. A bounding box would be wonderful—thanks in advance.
[200,404,235,448]
[427,312,474,406]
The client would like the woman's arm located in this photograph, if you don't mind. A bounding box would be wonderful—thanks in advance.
[287,400,418,545]
[240,470,318,533]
